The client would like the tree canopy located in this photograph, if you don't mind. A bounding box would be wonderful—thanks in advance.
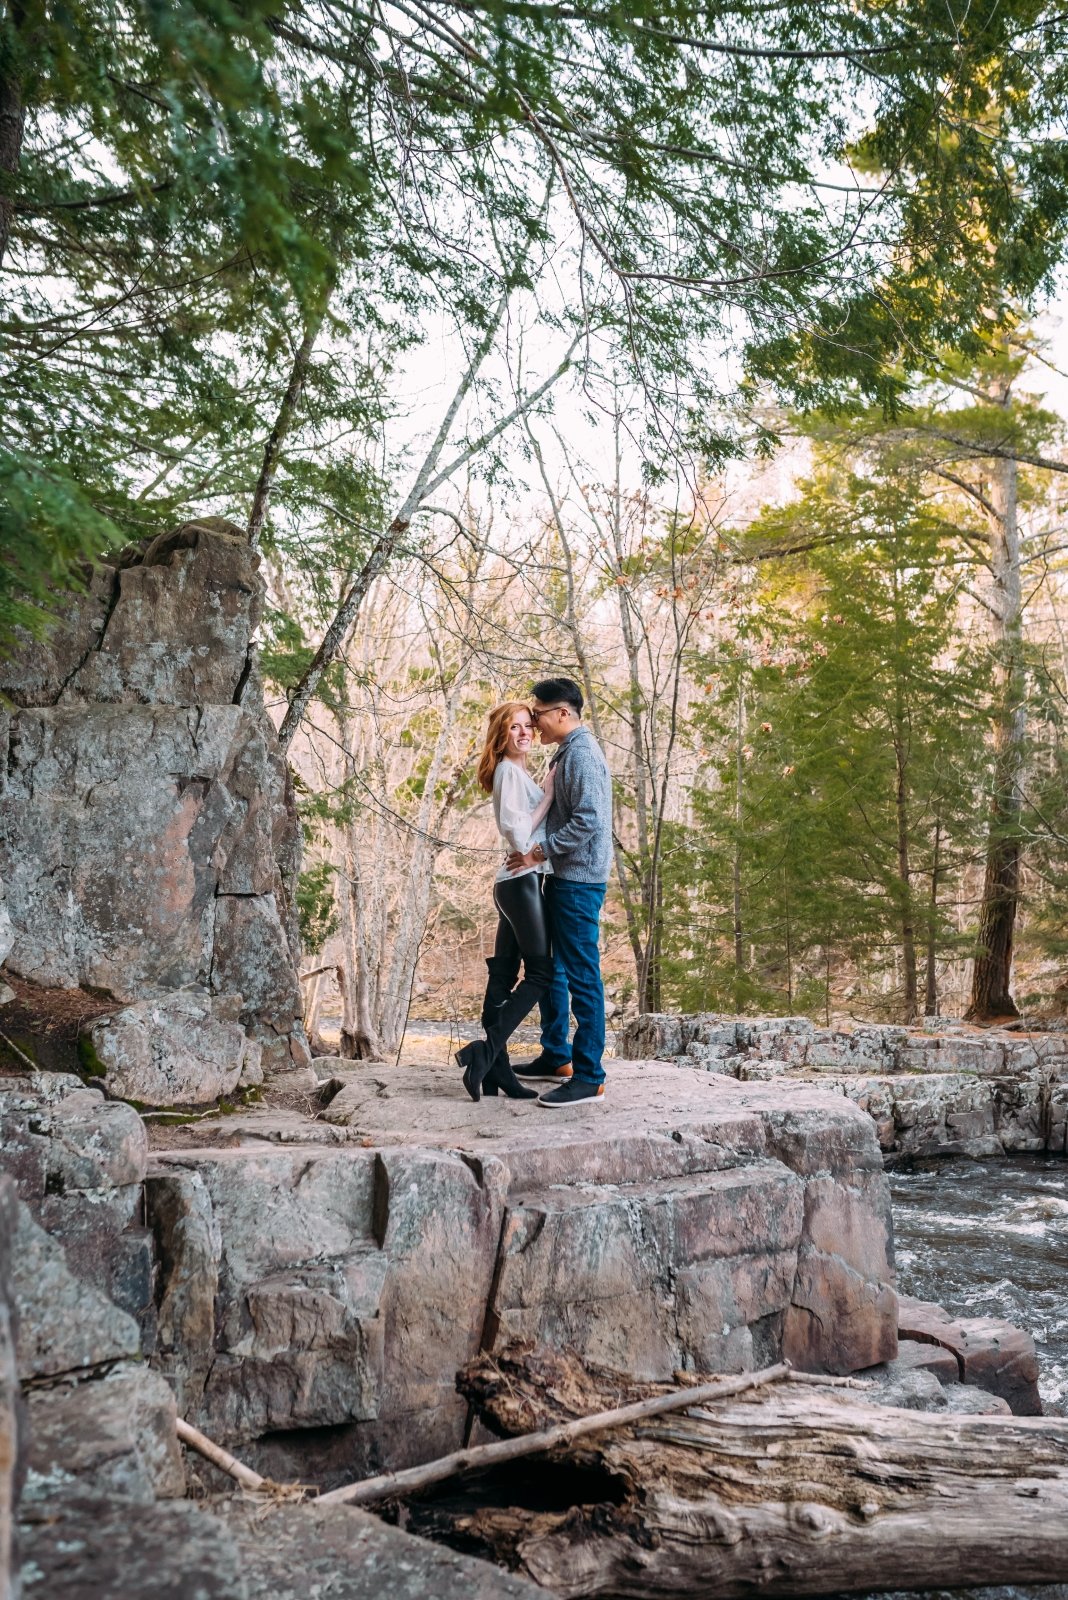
[4,1,1068,642]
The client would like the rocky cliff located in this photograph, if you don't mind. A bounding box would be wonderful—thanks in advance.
[0,520,309,1092]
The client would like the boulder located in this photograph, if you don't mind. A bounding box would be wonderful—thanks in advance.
[862,1365,949,1411]
[19,1497,545,1600]
[897,1295,1042,1416]
[221,1501,549,1600]
[942,1384,1013,1416]
[81,989,253,1107]
[11,1200,140,1382]
[891,1336,960,1384]
[24,1368,184,1507]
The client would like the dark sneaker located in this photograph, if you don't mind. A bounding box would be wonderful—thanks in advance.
[537,1079,606,1108]
[514,1054,573,1081]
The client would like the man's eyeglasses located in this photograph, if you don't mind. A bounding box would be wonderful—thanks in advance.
[531,704,572,722]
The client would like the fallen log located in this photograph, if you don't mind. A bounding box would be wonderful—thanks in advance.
[407,1343,1068,1598]
[318,1361,791,1508]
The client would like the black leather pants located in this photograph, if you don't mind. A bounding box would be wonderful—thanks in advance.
[479,873,554,1066]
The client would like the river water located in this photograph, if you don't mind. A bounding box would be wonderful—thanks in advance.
[888,1154,1068,1413]
[828,1155,1068,1600]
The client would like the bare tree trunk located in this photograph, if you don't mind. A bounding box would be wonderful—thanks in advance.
[247,288,332,549]
[783,868,793,1010]
[0,1,27,272]
[893,731,918,1022]
[302,970,324,1041]
[339,822,382,1058]
[924,817,941,1016]
[733,677,745,984]
[967,445,1025,1020]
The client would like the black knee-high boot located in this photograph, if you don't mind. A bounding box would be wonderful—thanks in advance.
[479,953,519,1095]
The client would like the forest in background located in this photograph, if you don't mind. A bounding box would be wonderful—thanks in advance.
[288,353,1068,1052]
[4,1,1068,1047]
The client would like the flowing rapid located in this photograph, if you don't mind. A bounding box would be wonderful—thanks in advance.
[826,1155,1068,1600]
[888,1154,1068,1413]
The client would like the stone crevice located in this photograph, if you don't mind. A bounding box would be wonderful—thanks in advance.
[50,561,124,706]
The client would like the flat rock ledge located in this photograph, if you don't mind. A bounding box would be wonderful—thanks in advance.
[146,1060,897,1482]
[624,1013,1068,1158]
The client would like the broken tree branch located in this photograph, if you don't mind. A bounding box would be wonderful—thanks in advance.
[318,1361,791,1508]
[175,1418,267,1492]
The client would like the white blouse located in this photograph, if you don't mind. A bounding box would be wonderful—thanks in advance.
[492,758,552,882]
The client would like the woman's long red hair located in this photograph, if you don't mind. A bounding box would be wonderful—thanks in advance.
[477,701,533,793]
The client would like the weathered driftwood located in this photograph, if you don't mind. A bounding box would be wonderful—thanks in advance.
[318,1362,791,1508]
[416,1343,1068,1598]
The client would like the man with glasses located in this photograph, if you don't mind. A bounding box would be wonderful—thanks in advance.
[506,676,612,1105]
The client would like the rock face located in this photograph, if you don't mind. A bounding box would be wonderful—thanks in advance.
[221,1502,549,1600]
[0,519,308,1088]
[19,1497,547,1600]
[24,1368,184,1507]
[11,1202,141,1383]
[0,1073,151,1331]
[0,1069,571,1600]
[0,1178,21,1600]
[145,1061,897,1482]
[1,1071,193,1597]
[623,1013,1068,1158]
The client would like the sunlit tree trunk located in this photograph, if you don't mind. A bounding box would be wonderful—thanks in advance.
[733,676,746,989]
[967,444,1025,1020]
[924,818,941,1016]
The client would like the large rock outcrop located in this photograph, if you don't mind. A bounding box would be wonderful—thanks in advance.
[1,1066,549,1599]
[624,1013,1068,1158]
[0,1178,21,1600]
[0,1072,151,1333]
[145,1060,897,1484]
[0,520,308,1085]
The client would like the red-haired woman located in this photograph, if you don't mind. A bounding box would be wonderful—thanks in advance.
[456,702,555,1101]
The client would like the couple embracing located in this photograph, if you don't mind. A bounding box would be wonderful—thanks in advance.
[456,676,612,1109]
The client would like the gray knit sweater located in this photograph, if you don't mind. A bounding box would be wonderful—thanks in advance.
[544,726,613,883]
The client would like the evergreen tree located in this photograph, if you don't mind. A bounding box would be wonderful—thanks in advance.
[674,462,988,1020]
[5,0,1068,666]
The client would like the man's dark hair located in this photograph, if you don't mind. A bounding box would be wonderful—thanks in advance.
[532,676,584,715]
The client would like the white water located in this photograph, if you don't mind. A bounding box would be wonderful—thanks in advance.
[889,1154,1068,1413]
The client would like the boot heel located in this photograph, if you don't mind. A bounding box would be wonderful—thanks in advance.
[486,1058,537,1100]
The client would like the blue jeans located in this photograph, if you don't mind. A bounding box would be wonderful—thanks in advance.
[539,877,607,1085]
